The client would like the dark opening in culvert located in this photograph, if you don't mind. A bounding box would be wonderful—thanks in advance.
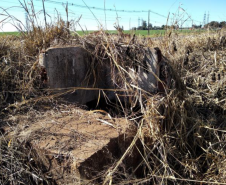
[85,96,142,117]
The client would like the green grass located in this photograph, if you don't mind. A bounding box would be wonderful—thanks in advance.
[0,32,20,36]
[1,29,205,37]
[74,30,166,36]
[75,29,204,37]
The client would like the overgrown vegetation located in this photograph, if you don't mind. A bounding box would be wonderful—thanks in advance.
[1,1,226,184]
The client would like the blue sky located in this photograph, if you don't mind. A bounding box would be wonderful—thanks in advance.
[0,0,226,32]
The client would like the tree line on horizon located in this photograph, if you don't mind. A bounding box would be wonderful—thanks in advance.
[131,20,226,30]
[204,21,226,29]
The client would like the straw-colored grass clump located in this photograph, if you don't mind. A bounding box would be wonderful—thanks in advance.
[0,22,226,184]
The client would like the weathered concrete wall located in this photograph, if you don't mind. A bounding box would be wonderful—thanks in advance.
[39,47,108,104]
[39,46,165,104]
[130,47,161,93]
[40,47,90,89]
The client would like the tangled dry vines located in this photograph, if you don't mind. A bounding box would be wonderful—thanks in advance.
[0,20,226,184]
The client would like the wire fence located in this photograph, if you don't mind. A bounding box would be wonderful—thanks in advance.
[0,0,203,32]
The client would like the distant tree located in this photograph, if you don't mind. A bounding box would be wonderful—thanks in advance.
[136,20,154,30]
[137,26,143,30]
[204,21,226,29]
[220,21,226,28]
[142,20,147,30]
[137,20,147,30]
[205,21,220,28]
[148,23,152,30]
[161,25,171,30]
[192,24,202,29]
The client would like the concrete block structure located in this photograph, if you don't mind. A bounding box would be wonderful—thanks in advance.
[39,46,167,105]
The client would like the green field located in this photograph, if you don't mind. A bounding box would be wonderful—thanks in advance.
[0,29,204,37]
[75,30,167,36]
[75,29,204,37]
[0,32,20,36]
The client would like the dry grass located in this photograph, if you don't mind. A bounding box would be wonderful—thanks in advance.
[1,3,226,184]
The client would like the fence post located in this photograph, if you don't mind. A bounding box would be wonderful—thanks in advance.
[148,10,150,35]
